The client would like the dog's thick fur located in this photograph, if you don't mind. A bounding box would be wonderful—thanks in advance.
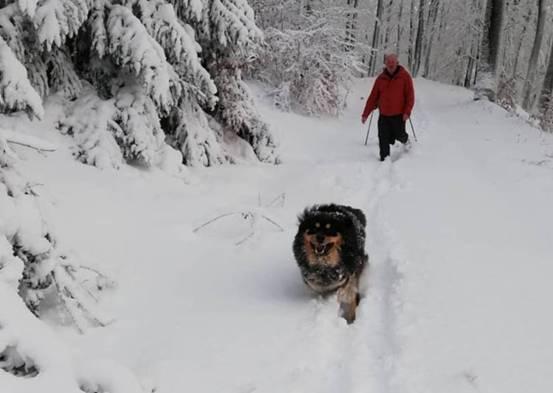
[293,204,368,323]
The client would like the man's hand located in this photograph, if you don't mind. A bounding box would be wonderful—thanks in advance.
[361,115,368,124]
[402,113,409,122]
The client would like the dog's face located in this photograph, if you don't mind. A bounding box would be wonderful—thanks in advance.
[301,218,344,266]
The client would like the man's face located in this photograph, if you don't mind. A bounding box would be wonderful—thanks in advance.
[385,55,399,73]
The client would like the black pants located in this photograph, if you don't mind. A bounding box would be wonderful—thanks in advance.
[378,114,409,161]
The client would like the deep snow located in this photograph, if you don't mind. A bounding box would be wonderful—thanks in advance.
[3,78,553,393]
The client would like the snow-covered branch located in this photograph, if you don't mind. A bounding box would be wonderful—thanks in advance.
[0,37,44,119]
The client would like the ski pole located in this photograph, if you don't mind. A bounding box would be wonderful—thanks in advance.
[364,112,375,146]
[408,117,418,142]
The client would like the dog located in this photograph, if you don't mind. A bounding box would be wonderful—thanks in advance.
[293,204,368,323]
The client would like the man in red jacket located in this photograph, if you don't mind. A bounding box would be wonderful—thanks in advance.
[361,53,415,161]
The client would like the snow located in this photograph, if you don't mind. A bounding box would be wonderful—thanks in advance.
[3,77,553,393]
[0,128,57,152]
[0,37,44,119]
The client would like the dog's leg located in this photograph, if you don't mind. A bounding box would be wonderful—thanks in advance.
[337,273,360,324]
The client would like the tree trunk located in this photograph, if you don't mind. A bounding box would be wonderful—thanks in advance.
[408,0,416,71]
[369,0,384,75]
[512,5,533,82]
[345,0,359,52]
[422,0,440,78]
[474,0,505,101]
[396,0,405,56]
[538,37,553,115]
[522,0,546,111]
[537,37,553,130]
[431,2,447,76]
[412,0,425,76]
[383,0,394,50]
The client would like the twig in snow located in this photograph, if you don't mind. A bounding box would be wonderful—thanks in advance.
[6,139,56,152]
[192,212,237,233]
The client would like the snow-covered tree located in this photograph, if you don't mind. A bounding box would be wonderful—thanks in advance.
[0,0,279,167]
[0,35,43,118]
[193,0,280,163]
[521,0,546,111]
[0,134,112,328]
[250,0,367,116]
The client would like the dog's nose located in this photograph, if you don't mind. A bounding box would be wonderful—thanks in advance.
[316,234,325,243]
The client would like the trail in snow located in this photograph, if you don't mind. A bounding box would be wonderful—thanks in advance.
[9,78,553,393]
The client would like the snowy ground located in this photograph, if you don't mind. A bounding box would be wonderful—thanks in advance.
[6,78,553,393]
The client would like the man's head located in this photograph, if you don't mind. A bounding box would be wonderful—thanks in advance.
[384,53,399,74]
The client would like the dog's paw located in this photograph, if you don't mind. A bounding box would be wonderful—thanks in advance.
[340,301,357,324]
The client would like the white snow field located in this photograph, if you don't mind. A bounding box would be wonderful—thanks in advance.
[4,78,553,393]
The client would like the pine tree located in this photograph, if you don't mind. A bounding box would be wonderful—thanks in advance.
[0,36,43,118]
[1,0,279,168]
[192,0,280,163]
[0,133,112,329]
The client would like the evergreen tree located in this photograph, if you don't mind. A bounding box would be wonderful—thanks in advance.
[0,0,279,168]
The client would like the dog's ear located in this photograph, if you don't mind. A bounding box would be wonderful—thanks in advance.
[297,206,313,225]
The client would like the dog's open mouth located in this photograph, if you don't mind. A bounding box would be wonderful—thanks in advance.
[313,243,333,255]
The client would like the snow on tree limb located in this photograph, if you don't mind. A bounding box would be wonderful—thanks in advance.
[206,0,263,49]
[0,283,143,393]
[0,128,57,152]
[89,0,109,58]
[107,5,172,109]
[29,0,90,50]
[57,92,124,169]
[131,0,217,105]
[0,37,44,119]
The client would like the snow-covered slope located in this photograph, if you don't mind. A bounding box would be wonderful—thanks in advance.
[4,78,553,393]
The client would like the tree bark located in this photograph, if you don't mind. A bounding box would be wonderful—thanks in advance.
[474,0,505,101]
[412,0,426,76]
[345,0,359,52]
[383,0,394,50]
[408,0,416,71]
[538,37,553,117]
[369,0,384,75]
[512,5,533,81]
[422,0,440,78]
[396,0,405,56]
[522,0,546,111]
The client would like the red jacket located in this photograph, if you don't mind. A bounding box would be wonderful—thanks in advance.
[362,65,415,118]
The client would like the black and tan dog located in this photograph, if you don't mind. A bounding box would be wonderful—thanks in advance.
[293,204,368,323]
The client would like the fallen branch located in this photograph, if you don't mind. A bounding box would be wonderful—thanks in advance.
[0,128,57,152]
[260,215,284,231]
[194,210,284,246]
[192,212,236,233]
[52,262,115,333]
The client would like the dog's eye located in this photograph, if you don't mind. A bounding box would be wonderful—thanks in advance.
[325,223,331,229]
[315,222,321,228]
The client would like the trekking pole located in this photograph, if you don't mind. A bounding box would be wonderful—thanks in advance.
[364,112,375,146]
[408,117,418,142]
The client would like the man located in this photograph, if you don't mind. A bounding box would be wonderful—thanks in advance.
[361,53,415,161]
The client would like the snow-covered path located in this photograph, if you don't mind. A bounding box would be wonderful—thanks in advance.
[14,79,553,393]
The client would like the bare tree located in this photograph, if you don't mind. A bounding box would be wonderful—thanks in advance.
[538,35,553,129]
[383,0,394,50]
[511,4,533,82]
[474,0,505,101]
[346,0,360,52]
[369,0,384,75]
[396,0,405,55]
[408,0,416,71]
[412,0,426,76]
[422,0,441,77]
[522,0,546,110]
